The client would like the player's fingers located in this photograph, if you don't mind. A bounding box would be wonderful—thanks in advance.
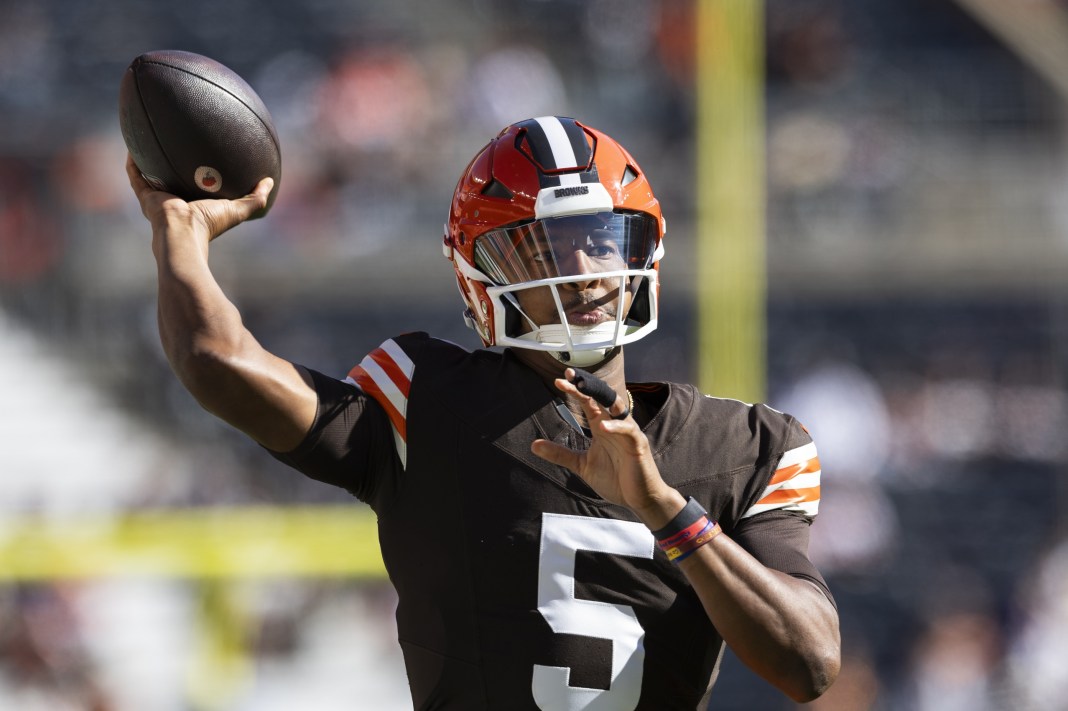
[126,154,186,226]
[566,368,629,419]
[553,377,607,422]
[125,154,161,204]
[560,384,625,429]
[530,439,585,473]
[596,417,641,439]
[125,154,143,188]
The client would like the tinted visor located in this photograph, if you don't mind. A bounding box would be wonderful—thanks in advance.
[473,211,659,285]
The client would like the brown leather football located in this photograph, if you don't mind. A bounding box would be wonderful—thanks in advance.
[119,50,280,214]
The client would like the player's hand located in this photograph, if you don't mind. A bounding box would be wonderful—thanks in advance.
[126,154,273,242]
[531,368,682,525]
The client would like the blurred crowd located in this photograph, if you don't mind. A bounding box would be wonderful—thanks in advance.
[761,305,1068,711]
[1,0,1067,709]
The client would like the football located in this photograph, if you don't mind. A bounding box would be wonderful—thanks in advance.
[118,50,281,214]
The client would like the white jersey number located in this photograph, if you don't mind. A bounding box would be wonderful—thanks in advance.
[532,513,657,711]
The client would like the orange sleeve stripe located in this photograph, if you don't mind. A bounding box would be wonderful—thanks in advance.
[767,456,821,486]
[366,348,412,397]
[349,366,408,441]
[757,485,821,506]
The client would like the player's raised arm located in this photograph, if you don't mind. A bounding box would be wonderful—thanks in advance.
[127,156,317,452]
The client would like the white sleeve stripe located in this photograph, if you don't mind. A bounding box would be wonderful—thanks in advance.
[357,357,409,420]
[776,441,818,470]
[390,427,407,469]
[379,339,415,380]
[742,500,820,519]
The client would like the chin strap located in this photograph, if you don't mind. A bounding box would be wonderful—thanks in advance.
[550,348,611,368]
[536,322,623,366]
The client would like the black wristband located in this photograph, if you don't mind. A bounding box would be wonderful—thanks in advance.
[651,497,708,540]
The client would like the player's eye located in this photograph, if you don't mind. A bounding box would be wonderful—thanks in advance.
[587,243,621,259]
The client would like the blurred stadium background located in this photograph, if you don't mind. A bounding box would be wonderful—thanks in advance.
[2,0,1067,708]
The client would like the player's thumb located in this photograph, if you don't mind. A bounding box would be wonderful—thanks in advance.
[231,177,273,217]
[245,177,274,211]
[207,178,274,238]
[531,438,583,474]
[244,176,275,222]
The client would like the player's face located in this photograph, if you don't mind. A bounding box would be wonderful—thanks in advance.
[512,225,633,330]
[473,211,658,336]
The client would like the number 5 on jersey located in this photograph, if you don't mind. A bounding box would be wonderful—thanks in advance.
[534,513,657,711]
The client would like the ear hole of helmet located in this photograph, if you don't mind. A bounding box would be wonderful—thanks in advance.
[481,178,514,199]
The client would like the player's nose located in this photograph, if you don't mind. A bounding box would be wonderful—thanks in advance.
[555,255,606,292]
[559,249,600,280]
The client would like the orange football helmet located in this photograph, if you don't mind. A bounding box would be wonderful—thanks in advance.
[443,116,665,366]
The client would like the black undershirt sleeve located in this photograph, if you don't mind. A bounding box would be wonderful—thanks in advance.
[266,367,400,512]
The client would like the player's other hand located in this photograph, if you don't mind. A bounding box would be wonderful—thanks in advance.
[531,369,684,527]
[126,154,273,242]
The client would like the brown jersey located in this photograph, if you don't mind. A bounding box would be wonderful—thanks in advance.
[271,332,831,710]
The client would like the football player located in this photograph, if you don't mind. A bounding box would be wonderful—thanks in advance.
[127,116,840,709]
